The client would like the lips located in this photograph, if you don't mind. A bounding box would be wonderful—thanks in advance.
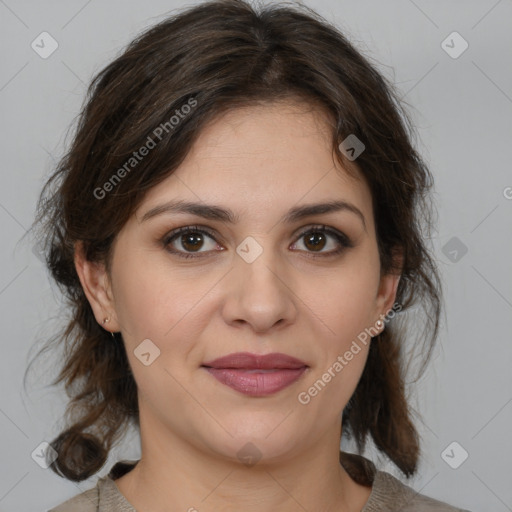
[202,352,308,397]
[203,352,307,370]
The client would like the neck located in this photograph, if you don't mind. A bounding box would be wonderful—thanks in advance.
[115,419,372,512]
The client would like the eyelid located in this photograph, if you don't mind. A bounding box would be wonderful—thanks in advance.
[293,224,352,244]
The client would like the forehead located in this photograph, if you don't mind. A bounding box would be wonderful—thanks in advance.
[135,101,373,228]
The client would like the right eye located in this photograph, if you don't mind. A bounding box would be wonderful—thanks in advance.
[162,225,223,259]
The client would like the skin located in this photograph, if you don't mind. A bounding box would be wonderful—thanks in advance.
[75,100,401,512]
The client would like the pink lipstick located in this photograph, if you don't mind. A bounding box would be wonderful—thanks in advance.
[202,352,308,397]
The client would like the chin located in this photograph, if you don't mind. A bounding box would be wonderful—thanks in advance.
[199,418,305,466]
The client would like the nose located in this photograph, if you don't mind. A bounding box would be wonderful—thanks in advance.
[221,247,298,334]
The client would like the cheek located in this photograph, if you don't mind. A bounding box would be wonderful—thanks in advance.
[303,254,381,338]
[111,252,221,374]
[294,251,378,405]
[110,260,201,408]
[111,251,189,336]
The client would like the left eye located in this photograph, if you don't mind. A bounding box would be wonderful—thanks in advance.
[162,225,352,259]
[291,226,352,256]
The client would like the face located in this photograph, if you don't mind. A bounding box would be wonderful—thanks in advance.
[77,100,399,464]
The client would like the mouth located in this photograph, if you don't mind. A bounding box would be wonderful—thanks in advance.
[201,352,308,397]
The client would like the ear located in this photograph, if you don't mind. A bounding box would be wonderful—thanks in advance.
[74,241,120,332]
[373,247,403,323]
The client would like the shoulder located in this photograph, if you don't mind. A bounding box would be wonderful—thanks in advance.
[47,485,99,512]
[47,460,138,512]
[339,451,472,512]
[368,470,473,512]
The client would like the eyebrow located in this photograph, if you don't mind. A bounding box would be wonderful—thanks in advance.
[140,199,366,231]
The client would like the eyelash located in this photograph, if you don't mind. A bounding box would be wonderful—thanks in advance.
[161,224,354,260]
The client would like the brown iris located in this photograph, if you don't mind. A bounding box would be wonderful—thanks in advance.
[181,232,204,252]
[303,231,326,252]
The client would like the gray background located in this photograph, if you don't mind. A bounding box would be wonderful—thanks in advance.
[1,0,511,510]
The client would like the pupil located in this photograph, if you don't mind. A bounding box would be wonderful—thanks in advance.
[305,232,325,251]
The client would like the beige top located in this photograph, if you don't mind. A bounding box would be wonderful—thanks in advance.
[48,452,472,511]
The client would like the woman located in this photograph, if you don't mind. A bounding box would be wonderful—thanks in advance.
[33,0,471,510]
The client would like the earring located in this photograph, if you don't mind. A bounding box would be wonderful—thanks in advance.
[102,317,116,339]
[376,320,384,330]
[101,317,116,340]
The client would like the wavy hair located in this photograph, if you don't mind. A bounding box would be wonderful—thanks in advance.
[28,0,442,482]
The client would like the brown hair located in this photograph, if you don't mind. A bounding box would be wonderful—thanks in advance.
[28,0,442,482]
